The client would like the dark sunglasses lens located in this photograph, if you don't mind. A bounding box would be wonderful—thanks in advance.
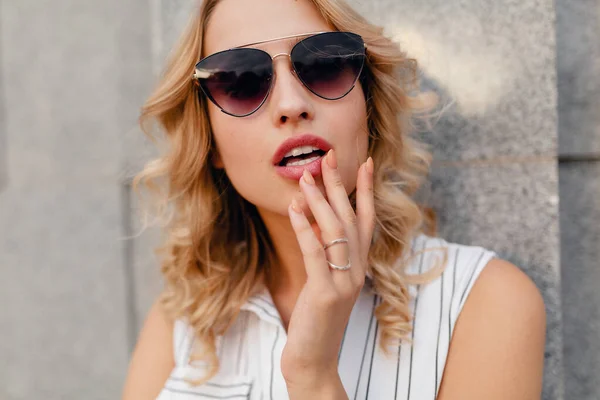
[292,32,365,100]
[196,49,272,116]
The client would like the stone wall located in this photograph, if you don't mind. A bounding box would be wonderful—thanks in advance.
[556,1,600,399]
[2,0,597,398]
[0,1,153,398]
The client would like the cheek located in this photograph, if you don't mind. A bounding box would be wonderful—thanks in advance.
[340,115,368,197]
[214,132,263,172]
[209,113,272,199]
[210,106,254,162]
[332,91,369,184]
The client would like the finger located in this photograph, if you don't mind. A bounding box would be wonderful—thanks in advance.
[288,199,333,283]
[356,157,375,265]
[320,150,363,281]
[320,149,359,234]
[299,169,351,273]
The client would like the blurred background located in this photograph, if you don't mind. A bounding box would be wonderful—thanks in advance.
[0,0,598,399]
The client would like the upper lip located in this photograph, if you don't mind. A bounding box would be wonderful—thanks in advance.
[272,134,332,166]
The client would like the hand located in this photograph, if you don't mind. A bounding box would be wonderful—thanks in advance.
[281,149,375,389]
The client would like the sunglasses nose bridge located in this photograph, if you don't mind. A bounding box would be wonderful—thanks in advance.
[271,52,292,65]
[272,52,290,60]
[271,52,298,79]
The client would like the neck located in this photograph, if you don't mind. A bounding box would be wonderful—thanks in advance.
[259,210,306,297]
[257,207,311,298]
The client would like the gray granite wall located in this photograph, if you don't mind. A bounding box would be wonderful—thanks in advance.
[117,0,157,351]
[556,1,600,399]
[2,0,593,398]
[124,0,199,340]
[0,12,5,193]
[559,163,600,400]
[0,0,153,399]
[346,1,563,398]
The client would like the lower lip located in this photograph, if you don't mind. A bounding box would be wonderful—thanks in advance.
[274,156,324,180]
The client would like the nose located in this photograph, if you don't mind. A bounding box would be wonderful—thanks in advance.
[268,54,315,126]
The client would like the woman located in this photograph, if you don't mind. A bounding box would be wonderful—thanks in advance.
[122,0,546,398]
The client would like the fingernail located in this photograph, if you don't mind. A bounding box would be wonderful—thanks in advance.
[366,157,374,174]
[327,149,337,169]
[303,169,315,185]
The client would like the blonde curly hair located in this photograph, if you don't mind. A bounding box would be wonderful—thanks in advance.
[133,0,445,385]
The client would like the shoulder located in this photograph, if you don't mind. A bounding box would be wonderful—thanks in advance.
[408,234,499,298]
[453,257,546,338]
[122,297,176,400]
[465,257,546,314]
[453,257,546,337]
[437,257,546,399]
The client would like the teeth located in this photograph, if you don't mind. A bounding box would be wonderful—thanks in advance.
[286,155,321,167]
[283,145,320,159]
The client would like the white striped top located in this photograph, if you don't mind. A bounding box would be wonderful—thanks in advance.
[156,234,497,399]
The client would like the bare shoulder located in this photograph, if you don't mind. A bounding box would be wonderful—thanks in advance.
[122,297,175,400]
[438,258,547,400]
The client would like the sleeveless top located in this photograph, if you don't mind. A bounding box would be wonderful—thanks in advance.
[156,234,497,399]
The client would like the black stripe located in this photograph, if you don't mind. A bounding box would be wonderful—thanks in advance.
[164,386,249,399]
[235,313,246,374]
[435,260,444,396]
[353,294,378,400]
[338,320,349,363]
[407,249,426,400]
[365,296,380,399]
[245,314,250,371]
[244,314,250,375]
[270,327,280,400]
[394,342,402,400]
[168,377,251,388]
[247,381,253,400]
[458,251,486,309]
[449,248,459,339]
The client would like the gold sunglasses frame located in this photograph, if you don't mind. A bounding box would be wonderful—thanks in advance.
[191,31,368,117]
[192,31,368,80]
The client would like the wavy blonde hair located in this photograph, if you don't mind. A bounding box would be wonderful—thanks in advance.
[133,0,446,385]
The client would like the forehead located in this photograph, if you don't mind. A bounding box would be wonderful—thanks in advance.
[204,0,333,55]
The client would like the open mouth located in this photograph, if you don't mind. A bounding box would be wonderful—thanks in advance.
[272,134,332,180]
[277,149,327,167]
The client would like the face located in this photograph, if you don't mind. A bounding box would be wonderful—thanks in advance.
[204,0,369,221]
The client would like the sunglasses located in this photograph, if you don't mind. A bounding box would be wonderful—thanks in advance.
[192,31,367,117]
